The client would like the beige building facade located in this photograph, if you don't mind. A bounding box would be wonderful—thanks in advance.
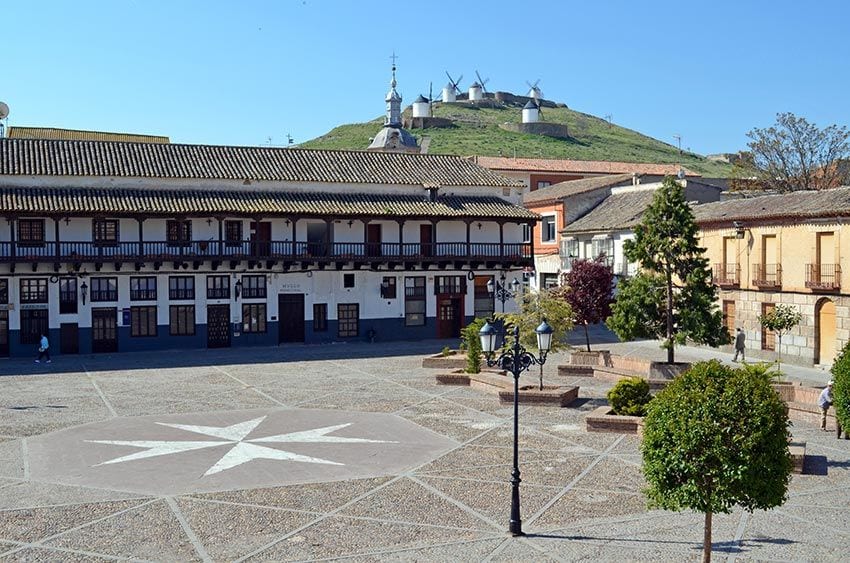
[694,188,850,366]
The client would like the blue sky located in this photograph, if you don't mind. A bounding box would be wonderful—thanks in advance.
[2,0,848,155]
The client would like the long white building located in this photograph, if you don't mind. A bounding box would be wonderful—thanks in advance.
[0,138,535,357]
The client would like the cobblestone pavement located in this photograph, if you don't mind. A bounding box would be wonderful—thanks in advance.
[0,340,848,562]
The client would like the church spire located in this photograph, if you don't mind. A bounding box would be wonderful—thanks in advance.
[385,53,402,127]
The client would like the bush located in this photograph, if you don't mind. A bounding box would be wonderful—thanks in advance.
[440,346,452,357]
[462,318,487,374]
[607,377,652,416]
[831,341,850,435]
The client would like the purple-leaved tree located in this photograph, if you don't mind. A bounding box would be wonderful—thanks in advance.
[564,257,613,352]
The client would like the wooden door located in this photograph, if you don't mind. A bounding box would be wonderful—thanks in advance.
[366,224,382,257]
[722,300,736,341]
[817,299,836,364]
[250,221,272,258]
[420,224,434,257]
[206,304,231,348]
[278,294,305,343]
[91,308,118,353]
[437,298,463,339]
[0,310,8,357]
[60,323,79,354]
[762,235,777,283]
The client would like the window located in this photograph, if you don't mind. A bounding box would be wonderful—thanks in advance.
[474,276,495,319]
[91,278,118,302]
[18,219,45,246]
[313,303,328,332]
[169,305,195,336]
[20,278,48,303]
[541,215,556,242]
[0,279,7,304]
[131,306,157,337]
[435,276,465,295]
[93,219,119,246]
[207,275,230,299]
[20,309,49,345]
[761,303,776,351]
[242,303,267,333]
[166,220,192,246]
[380,277,396,299]
[343,273,355,288]
[522,224,532,244]
[241,275,266,299]
[536,181,552,189]
[540,273,559,289]
[225,221,243,246]
[404,276,426,326]
[337,303,359,337]
[130,277,157,301]
[591,237,615,266]
[59,278,77,314]
[169,276,195,300]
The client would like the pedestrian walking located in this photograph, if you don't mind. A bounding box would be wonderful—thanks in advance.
[35,333,51,363]
[733,328,746,362]
[819,380,834,431]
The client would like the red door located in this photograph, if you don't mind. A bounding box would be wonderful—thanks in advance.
[420,224,433,257]
[250,221,272,257]
[437,297,463,339]
[366,224,382,257]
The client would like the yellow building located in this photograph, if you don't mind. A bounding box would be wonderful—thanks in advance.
[694,188,850,366]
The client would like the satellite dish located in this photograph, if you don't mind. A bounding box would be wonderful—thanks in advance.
[0,102,8,120]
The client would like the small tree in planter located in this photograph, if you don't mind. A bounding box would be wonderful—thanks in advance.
[461,318,487,374]
[830,340,850,438]
[499,287,572,389]
[607,377,652,416]
[642,360,792,563]
[564,257,613,352]
[759,304,802,374]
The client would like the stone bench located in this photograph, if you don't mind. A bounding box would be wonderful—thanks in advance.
[557,365,595,378]
[789,441,806,474]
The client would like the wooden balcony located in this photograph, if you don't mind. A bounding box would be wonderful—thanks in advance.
[806,264,841,291]
[752,263,782,289]
[712,263,740,288]
[0,240,534,270]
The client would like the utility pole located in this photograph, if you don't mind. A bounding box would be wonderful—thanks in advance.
[673,134,682,154]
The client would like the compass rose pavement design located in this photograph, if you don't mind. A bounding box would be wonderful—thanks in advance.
[25,408,457,495]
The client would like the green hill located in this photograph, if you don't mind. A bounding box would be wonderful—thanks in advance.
[300,101,732,177]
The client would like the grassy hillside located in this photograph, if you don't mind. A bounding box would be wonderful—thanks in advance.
[300,102,733,177]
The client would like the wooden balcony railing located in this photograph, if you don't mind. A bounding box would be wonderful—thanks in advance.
[712,263,740,288]
[806,263,841,291]
[752,263,782,289]
[0,240,533,264]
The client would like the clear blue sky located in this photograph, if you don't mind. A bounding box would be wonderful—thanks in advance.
[2,0,848,155]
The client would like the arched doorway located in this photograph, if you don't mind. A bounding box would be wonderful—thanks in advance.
[816,298,836,365]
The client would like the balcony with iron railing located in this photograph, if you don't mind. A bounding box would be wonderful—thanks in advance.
[0,240,533,266]
[806,263,841,291]
[752,263,782,289]
[712,263,740,288]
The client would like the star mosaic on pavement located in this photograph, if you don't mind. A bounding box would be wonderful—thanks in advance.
[87,416,394,476]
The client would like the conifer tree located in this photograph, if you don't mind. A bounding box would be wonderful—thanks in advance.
[607,176,727,363]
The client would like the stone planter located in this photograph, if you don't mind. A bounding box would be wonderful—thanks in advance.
[557,364,595,378]
[498,384,579,407]
[422,351,470,369]
[585,406,645,435]
[570,350,612,367]
[648,361,691,380]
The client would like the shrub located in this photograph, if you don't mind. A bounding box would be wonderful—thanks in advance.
[831,340,850,435]
[607,377,652,416]
[462,318,487,374]
[440,346,452,357]
[738,361,782,380]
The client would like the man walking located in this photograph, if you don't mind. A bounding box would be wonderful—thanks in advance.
[819,380,834,431]
[733,328,746,362]
[35,333,51,364]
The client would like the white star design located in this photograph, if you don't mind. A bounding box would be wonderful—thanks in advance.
[87,416,394,476]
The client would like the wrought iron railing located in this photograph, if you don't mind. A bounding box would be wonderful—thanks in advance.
[752,263,782,288]
[712,263,740,287]
[806,264,841,290]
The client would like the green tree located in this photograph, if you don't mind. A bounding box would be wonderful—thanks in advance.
[498,287,572,389]
[830,341,850,438]
[461,318,487,374]
[607,177,728,363]
[758,304,802,373]
[642,360,792,563]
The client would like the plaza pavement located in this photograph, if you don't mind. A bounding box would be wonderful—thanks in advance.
[0,335,847,562]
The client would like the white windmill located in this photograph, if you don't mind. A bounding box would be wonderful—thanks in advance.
[526,79,543,101]
[0,102,8,138]
[468,70,490,102]
[442,72,462,103]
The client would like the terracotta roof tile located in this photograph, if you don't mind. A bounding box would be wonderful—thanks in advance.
[8,127,170,144]
[693,187,850,226]
[475,156,698,177]
[563,190,656,233]
[0,139,519,187]
[523,174,638,204]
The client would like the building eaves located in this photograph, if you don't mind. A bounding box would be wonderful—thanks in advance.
[693,186,850,227]
[474,156,699,177]
[562,190,656,233]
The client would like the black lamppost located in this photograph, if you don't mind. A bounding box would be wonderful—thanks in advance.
[487,273,521,312]
[479,318,553,536]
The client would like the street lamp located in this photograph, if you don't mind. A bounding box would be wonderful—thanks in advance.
[487,273,521,312]
[479,318,553,536]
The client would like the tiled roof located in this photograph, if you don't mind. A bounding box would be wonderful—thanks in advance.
[523,173,637,204]
[474,156,699,177]
[0,186,538,220]
[7,127,170,144]
[693,186,850,226]
[563,190,657,233]
[0,139,519,187]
